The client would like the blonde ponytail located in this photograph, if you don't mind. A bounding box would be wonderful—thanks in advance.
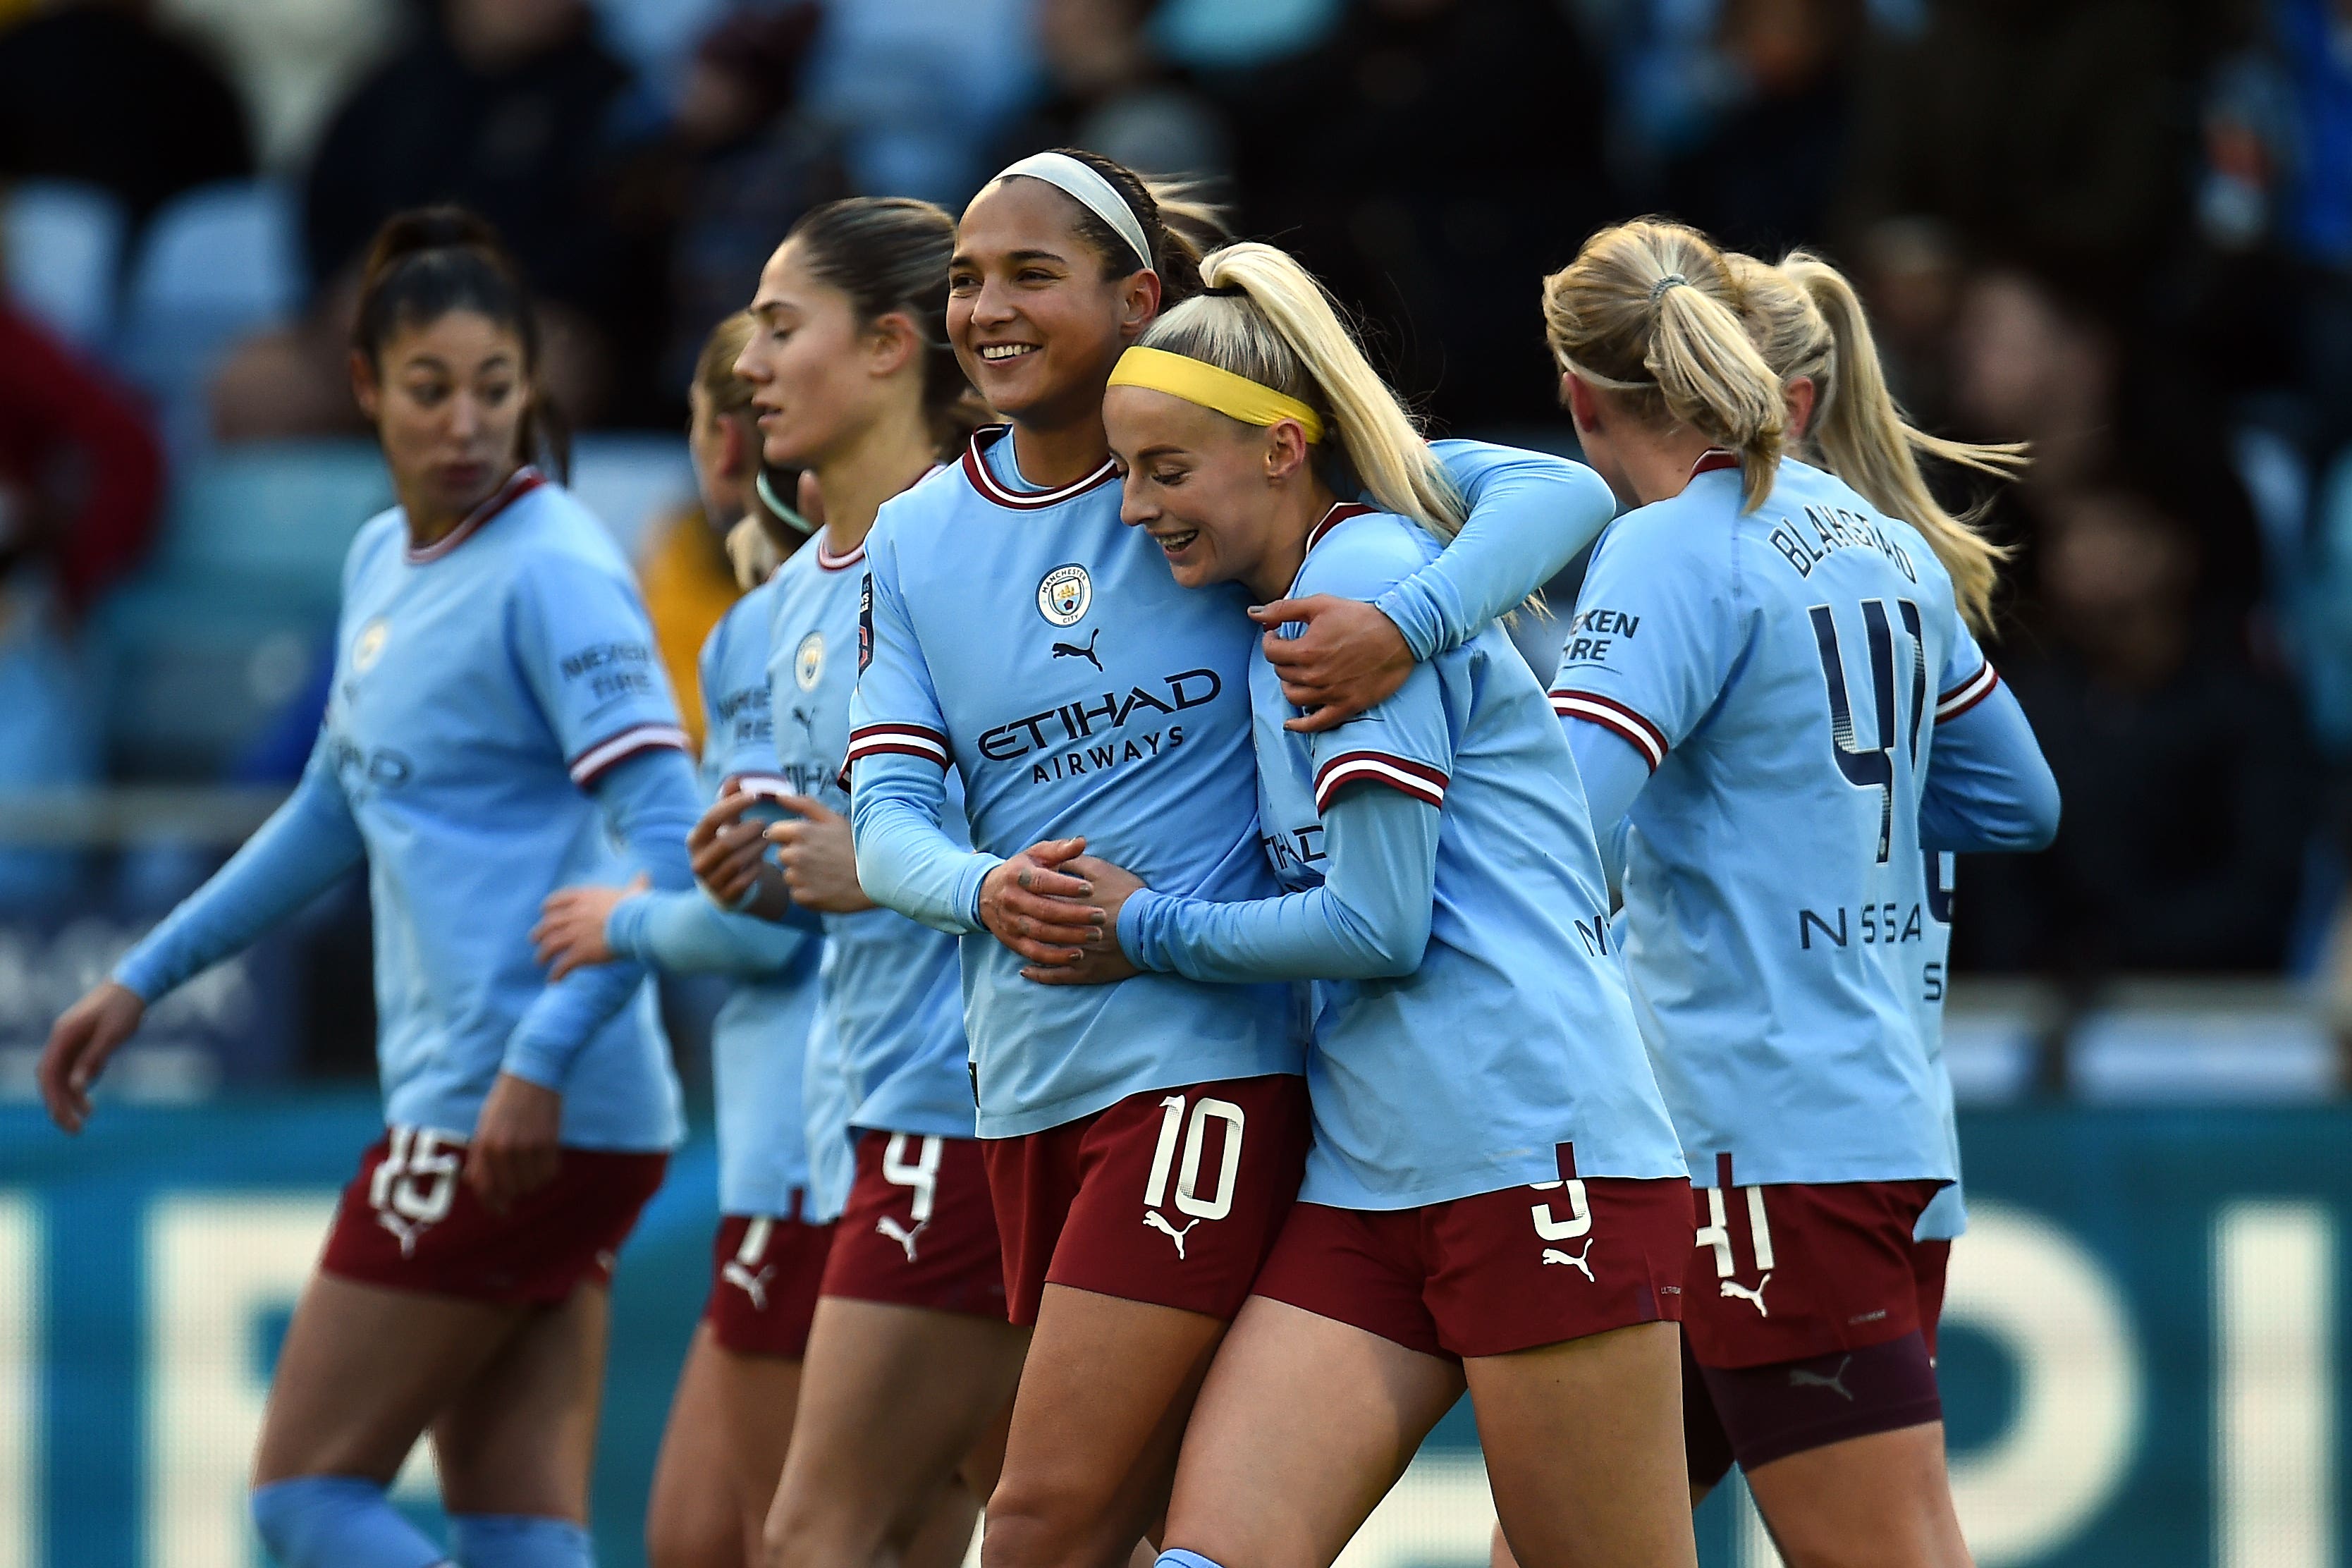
[723,515,782,589]
[1780,252,2021,634]
[1541,219,1784,512]
[1137,240,1464,537]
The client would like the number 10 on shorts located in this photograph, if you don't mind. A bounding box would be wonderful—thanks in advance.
[1144,1095,1245,1221]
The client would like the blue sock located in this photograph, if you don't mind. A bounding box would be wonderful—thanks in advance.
[251,1476,446,1568]
[447,1513,594,1567]
[1158,1552,1227,1568]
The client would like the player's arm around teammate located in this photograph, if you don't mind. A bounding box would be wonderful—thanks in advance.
[1018,241,1696,1568]
[42,210,704,1568]
[847,154,1624,1568]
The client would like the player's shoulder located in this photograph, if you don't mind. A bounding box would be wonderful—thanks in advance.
[1294,505,1440,604]
[503,481,632,573]
[872,446,979,545]
[1593,479,1739,585]
[344,507,407,587]
[704,573,780,665]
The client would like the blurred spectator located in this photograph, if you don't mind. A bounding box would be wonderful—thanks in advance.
[1226,0,1616,428]
[157,0,401,170]
[0,298,163,911]
[214,0,662,436]
[1959,477,2318,975]
[1658,0,1867,257]
[1948,266,2121,498]
[990,0,1232,179]
[1838,0,2188,281]
[656,2,847,398]
[0,301,165,616]
[0,0,254,228]
[797,0,1040,204]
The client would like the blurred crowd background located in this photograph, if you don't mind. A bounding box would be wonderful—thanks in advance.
[3,0,2351,1090]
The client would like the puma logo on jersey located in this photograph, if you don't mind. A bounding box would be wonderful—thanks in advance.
[1541,1240,1596,1281]
[1144,1210,1201,1258]
[1051,629,1104,672]
[722,1261,776,1311]
[876,1216,928,1262]
[1720,1273,1772,1316]
[1788,1356,1854,1401]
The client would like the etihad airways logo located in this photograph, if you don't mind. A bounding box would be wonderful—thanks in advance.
[977,668,1224,766]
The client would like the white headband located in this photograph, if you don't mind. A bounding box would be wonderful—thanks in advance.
[993,152,1152,274]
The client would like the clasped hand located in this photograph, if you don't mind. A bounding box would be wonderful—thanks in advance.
[976,838,1148,986]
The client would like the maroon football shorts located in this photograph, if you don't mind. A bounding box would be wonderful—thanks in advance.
[1251,1176,1692,1361]
[982,1075,1310,1326]
[320,1127,666,1306]
[821,1132,1007,1320]
[704,1210,835,1357]
[1683,1173,1946,1368]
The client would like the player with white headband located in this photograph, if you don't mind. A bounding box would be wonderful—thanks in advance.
[845,147,1620,1567]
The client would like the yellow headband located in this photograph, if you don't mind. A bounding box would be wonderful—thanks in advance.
[1108,346,1324,443]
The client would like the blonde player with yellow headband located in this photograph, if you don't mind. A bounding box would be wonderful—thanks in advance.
[846,152,1624,1568]
[1013,238,1698,1568]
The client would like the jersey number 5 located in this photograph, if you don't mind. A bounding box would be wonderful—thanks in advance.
[1808,599,1925,864]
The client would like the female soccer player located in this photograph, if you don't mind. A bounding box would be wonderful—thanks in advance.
[1029,237,1698,1568]
[845,149,1619,1568]
[684,197,1012,1568]
[531,310,831,1568]
[1539,221,2057,1568]
[37,209,704,1568]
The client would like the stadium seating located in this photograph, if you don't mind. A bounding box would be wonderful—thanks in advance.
[117,179,304,458]
[90,440,388,778]
[1,180,127,350]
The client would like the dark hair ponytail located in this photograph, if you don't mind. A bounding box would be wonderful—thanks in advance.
[785,196,980,460]
[1031,147,1226,307]
[351,205,567,479]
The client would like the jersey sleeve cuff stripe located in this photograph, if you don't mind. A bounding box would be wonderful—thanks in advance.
[1313,751,1448,812]
[845,725,950,768]
[568,723,691,785]
[1549,690,1667,771]
[1935,662,1998,721]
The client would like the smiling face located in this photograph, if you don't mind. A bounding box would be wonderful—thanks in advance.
[735,238,892,469]
[352,308,530,520]
[949,177,1158,429]
[1105,384,1323,599]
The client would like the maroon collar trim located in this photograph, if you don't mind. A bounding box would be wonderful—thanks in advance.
[960,427,1118,510]
[406,467,546,564]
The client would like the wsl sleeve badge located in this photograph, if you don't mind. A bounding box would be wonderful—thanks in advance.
[1038,564,1091,627]
[858,576,873,673]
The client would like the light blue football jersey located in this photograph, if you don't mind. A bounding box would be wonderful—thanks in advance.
[1550,456,1993,1189]
[319,471,687,1149]
[1127,506,1685,1207]
[766,527,974,1149]
[1915,850,1966,1240]
[848,432,1300,1137]
[696,577,824,1217]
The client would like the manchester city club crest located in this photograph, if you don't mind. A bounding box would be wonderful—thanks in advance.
[795,631,825,690]
[1037,563,1091,627]
[353,618,389,673]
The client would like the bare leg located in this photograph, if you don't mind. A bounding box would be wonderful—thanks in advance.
[1744,1424,1973,1568]
[430,1285,610,1521]
[253,1272,530,1487]
[765,1298,1026,1568]
[982,1285,1231,1568]
[1160,1297,1464,1568]
[649,1325,754,1568]
[1470,1321,1696,1568]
